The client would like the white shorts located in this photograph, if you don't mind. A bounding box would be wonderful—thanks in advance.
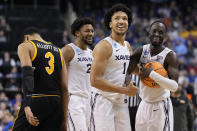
[136,98,173,131]
[90,93,131,131]
[68,94,90,131]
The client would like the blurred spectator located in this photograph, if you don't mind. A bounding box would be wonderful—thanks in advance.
[171,85,194,131]
[11,94,21,118]
[174,37,187,59]
[179,25,190,39]
[1,52,16,75]
[178,57,188,71]
[62,30,71,45]
[188,58,197,74]
[94,28,105,43]
[5,78,19,90]
[0,92,8,102]
[10,93,21,108]
[0,29,7,43]
[158,4,170,18]
[188,68,197,84]
[12,102,20,118]
[179,70,189,89]
[0,102,8,113]
[185,40,195,59]
[130,37,143,50]
[168,27,179,41]
[126,31,134,44]
[190,25,197,39]
[0,17,11,32]
[5,66,20,79]
[1,111,14,131]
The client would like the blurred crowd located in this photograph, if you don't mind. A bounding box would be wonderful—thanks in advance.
[0,0,197,130]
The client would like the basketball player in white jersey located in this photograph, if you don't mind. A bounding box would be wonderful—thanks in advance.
[126,20,179,131]
[90,4,138,131]
[61,17,94,131]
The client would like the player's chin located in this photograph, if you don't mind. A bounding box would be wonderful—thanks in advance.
[85,40,93,45]
[151,40,161,46]
[116,31,127,35]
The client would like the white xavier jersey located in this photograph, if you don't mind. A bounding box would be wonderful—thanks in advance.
[139,44,172,102]
[93,37,130,103]
[67,43,93,97]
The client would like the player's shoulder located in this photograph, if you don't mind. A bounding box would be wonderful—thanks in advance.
[125,41,132,51]
[133,46,143,55]
[18,42,34,51]
[124,41,130,46]
[61,44,75,61]
[95,39,112,50]
[93,39,112,58]
[166,50,177,60]
[62,44,74,52]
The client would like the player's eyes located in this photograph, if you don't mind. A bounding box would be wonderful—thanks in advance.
[114,17,119,20]
[123,17,128,20]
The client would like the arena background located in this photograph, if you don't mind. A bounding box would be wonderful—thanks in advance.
[0,0,196,130]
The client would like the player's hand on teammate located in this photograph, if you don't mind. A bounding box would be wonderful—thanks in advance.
[125,81,138,96]
[24,106,39,126]
[140,63,153,79]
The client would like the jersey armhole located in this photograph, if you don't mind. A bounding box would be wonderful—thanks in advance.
[103,40,113,58]
[58,48,64,68]
[29,41,37,62]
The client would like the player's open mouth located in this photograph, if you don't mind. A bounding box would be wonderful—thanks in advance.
[153,36,160,41]
[117,26,125,30]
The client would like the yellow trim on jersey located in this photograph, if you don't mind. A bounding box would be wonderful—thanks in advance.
[46,42,52,44]
[32,94,60,98]
[29,41,37,62]
[58,48,64,68]
[36,40,52,44]
[11,104,21,131]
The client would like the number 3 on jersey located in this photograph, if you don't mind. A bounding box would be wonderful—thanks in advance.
[45,52,54,75]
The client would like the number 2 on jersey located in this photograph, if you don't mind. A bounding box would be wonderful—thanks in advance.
[45,52,54,75]
[86,63,91,73]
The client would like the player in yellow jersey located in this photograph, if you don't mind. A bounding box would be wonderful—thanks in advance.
[12,27,68,131]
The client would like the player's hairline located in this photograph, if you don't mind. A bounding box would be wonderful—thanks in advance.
[150,20,167,30]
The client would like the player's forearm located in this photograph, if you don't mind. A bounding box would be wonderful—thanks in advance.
[124,73,131,86]
[22,66,34,107]
[91,76,127,94]
[149,71,178,92]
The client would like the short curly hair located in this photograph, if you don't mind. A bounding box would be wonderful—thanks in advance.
[71,17,94,36]
[104,4,132,30]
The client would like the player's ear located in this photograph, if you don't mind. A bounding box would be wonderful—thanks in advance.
[24,35,29,42]
[109,21,112,29]
[75,30,80,37]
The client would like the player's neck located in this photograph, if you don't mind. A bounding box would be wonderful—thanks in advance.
[150,44,165,56]
[74,39,87,50]
[110,33,125,45]
[33,35,48,44]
